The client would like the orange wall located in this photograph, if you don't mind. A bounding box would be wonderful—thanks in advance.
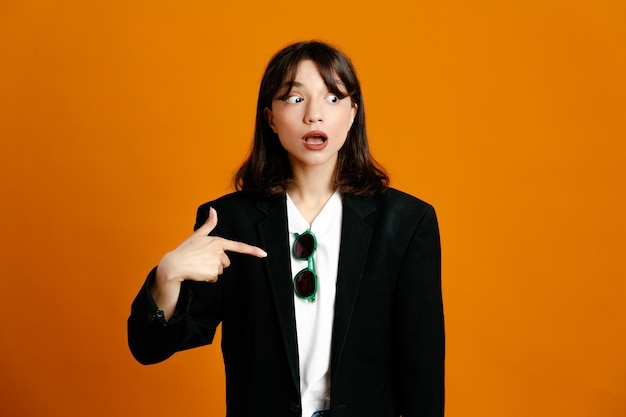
[1,1,625,416]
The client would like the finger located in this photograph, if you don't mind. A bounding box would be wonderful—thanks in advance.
[194,206,218,236]
[205,266,223,283]
[222,239,268,258]
[220,251,231,269]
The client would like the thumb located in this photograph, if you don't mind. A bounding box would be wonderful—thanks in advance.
[194,206,218,236]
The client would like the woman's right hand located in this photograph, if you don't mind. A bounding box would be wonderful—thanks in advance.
[151,207,267,320]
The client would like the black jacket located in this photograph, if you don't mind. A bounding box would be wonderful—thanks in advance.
[128,188,444,417]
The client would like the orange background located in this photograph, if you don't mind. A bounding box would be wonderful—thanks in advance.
[1,1,625,416]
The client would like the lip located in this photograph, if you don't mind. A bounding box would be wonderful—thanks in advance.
[302,130,329,151]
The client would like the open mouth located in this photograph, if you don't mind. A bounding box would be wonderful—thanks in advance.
[303,131,328,144]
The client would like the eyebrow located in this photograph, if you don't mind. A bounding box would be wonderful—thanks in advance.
[280,79,347,90]
[281,81,303,89]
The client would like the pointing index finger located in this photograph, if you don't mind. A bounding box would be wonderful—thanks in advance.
[221,238,268,258]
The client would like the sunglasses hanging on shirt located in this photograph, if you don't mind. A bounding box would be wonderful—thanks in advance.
[292,230,318,302]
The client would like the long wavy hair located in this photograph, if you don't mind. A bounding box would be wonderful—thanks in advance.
[234,40,389,197]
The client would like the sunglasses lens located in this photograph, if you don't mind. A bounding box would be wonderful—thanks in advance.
[293,233,315,259]
[294,269,315,298]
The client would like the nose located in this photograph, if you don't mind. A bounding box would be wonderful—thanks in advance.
[304,100,323,124]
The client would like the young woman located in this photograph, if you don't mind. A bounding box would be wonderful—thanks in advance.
[128,41,444,417]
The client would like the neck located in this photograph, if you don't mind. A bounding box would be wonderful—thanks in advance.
[288,157,336,199]
[288,164,337,226]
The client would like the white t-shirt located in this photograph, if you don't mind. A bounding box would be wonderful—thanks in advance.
[287,191,342,417]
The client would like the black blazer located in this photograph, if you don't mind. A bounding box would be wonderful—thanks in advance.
[128,188,444,417]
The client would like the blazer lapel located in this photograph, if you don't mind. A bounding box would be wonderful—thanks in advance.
[256,196,301,392]
[331,194,376,378]
[254,194,376,388]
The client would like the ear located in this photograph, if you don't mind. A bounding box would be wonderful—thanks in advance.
[264,107,277,133]
[349,103,358,127]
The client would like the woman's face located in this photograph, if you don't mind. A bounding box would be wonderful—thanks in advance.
[265,59,357,173]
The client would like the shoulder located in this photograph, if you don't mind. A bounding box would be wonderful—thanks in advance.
[375,188,436,226]
[375,187,433,209]
[344,187,437,231]
[354,187,435,217]
[194,191,284,230]
[198,190,263,212]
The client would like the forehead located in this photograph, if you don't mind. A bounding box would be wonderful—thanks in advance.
[282,59,345,90]
[292,60,327,83]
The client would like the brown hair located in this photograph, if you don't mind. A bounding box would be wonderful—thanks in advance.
[234,41,389,197]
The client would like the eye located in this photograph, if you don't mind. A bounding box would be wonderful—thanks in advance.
[285,95,303,104]
[326,95,339,103]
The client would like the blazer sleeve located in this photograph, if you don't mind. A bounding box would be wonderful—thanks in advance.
[127,204,224,365]
[394,205,445,416]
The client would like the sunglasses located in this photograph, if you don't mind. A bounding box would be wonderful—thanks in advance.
[292,230,318,302]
